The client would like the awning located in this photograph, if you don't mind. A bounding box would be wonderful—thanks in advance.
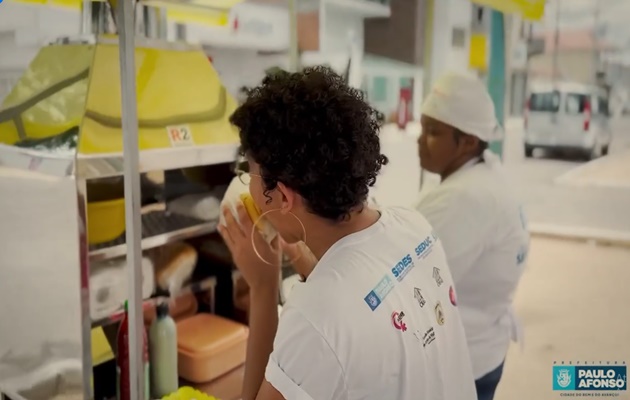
[470,0,545,21]
[7,0,242,26]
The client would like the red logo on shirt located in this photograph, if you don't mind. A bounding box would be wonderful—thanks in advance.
[391,311,407,332]
[449,286,457,306]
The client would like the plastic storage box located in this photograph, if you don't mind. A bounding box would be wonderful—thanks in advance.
[176,313,248,383]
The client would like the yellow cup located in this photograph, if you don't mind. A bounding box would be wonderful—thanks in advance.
[239,193,262,223]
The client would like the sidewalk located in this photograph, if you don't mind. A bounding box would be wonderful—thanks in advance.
[496,237,630,400]
[556,150,630,190]
[503,117,630,242]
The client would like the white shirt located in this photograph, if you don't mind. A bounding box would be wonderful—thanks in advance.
[265,207,477,400]
[415,160,529,379]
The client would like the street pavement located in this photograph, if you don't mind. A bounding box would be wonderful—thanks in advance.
[496,237,630,400]
[503,116,630,233]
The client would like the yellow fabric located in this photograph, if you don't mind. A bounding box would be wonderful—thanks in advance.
[0,41,239,154]
[8,0,243,25]
[0,45,93,143]
[166,8,229,26]
[91,327,114,366]
[469,0,545,21]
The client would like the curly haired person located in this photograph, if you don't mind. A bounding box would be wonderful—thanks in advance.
[218,66,476,400]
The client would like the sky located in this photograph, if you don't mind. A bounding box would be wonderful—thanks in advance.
[537,0,630,49]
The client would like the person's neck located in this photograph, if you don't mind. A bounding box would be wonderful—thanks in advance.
[299,206,381,278]
[440,154,478,181]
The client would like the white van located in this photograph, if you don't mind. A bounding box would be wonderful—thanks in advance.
[524,82,612,160]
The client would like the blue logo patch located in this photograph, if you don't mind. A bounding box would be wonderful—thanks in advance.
[553,365,627,391]
[364,274,395,311]
[414,234,436,260]
[391,254,414,282]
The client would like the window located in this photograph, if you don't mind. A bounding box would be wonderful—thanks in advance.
[452,28,466,48]
[565,93,588,115]
[529,91,560,112]
[371,76,389,102]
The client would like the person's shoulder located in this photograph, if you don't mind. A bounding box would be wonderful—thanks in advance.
[417,179,478,212]
[382,206,434,232]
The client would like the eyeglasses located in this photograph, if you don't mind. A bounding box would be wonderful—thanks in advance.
[235,168,262,185]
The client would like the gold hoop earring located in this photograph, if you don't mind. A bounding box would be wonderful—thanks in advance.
[251,208,307,266]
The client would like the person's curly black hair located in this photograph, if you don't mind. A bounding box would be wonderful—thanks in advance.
[229,66,388,222]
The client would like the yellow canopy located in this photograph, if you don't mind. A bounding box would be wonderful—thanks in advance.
[166,8,229,26]
[7,0,241,26]
[0,38,239,154]
[470,0,545,21]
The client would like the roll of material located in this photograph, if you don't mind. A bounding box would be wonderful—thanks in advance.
[90,257,155,321]
[153,242,198,295]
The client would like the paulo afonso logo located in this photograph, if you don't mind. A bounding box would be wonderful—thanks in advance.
[553,363,627,391]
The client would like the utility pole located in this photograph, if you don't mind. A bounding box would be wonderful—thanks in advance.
[593,0,602,84]
[288,0,300,72]
[552,0,561,83]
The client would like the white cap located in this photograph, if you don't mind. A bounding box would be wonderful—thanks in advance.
[421,72,502,143]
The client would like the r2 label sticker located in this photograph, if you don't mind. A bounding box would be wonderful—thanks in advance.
[166,125,194,147]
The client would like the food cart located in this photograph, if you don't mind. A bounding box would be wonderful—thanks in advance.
[0,0,252,398]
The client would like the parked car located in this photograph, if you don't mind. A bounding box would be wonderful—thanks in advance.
[523,82,612,160]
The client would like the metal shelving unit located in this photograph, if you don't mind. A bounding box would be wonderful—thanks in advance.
[89,211,219,262]
[0,1,242,398]
[91,276,218,328]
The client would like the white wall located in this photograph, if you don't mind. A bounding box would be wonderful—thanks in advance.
[179,2,289,52]
[0,3,80,71]
[319,3,364,54]
[428,0,473,88]
[208,48,288,97]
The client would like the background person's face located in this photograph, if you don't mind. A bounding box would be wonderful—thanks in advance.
[418,115,461,175]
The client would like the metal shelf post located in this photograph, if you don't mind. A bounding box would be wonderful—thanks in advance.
[117,0,146,398]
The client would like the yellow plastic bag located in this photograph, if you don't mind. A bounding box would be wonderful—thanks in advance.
[162,386,219,400]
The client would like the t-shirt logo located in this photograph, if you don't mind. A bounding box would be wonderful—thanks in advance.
[433,267,443,287]
[434,302,445,326]
[391,254,415,282]
[391,311,408,332]
[364,275,395,311]
[366,293,380,309]
[449,286,457,306]
[413,287,426,308]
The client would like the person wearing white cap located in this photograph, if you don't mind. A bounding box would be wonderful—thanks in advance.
[415,71,530,400]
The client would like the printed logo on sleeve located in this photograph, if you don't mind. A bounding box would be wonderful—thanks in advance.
[364,275,395,311]
[391,254,415,282]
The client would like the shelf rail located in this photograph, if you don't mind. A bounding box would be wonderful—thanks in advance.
[115,0,146,398]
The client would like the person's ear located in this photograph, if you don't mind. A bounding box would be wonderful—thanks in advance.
[276,182,295,214]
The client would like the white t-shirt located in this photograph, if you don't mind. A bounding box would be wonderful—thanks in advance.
[416,160,529,380]
[265,207,476,400]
